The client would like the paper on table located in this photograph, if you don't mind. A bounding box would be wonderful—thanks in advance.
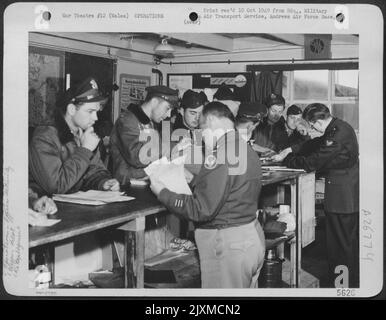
[145,156,192,195]
[53,190,135,205]
[28,208,61,227]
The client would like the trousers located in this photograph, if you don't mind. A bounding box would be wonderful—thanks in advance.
[195,220,265,288]
[325,211,359,288]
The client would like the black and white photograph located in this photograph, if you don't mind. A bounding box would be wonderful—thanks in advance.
[2,2,383,300]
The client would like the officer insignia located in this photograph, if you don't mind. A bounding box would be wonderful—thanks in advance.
[90,79,98,89]
[204,154,217,169]
[325,140,334,146]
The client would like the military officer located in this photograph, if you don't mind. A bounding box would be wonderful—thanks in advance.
[235,101,267,143]
[149,101,265,288]
[282,103,359,288]
[110,86,179,184]
[251,93,289,154]
[173,89,204,133]
[29,77,119,196]
[171,89,205,176]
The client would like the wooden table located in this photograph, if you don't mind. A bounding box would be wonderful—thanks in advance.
[30,170,315,289]
[29,186,166,288]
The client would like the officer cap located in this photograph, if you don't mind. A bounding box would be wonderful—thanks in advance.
[198,91,209,105]
[180,90,203,110]
[237,102,268,122]
[213,83,235,101]
[287,104,302,116]
[146,85,179,108]
[265,93,285,108]
[65,77,108,105]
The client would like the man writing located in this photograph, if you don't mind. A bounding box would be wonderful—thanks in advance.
[279,103,359,287]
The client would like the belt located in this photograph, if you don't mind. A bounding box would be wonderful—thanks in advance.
[197,218,256,230]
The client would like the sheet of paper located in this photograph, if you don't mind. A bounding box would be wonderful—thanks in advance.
[53,190,135,205]
[145,157,192,195]
[28,209,61,227]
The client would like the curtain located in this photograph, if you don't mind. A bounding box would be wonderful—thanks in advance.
[250,71,283,104]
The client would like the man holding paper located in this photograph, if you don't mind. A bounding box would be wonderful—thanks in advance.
[29,77,119,196]
[150,101,265,288]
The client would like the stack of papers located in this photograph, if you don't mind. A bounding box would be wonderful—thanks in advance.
[145,156,192,195]
[53,190,135,205]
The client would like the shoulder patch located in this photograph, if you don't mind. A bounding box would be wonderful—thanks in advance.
[325,139,334,146]
[204,154,217,170]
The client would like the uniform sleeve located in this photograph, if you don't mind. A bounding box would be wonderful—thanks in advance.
[157,164,230,222]
[116,116,161,168]
[80,149,112,191]
[289,135,309,154]
[29,128,94,195]
[283,130,345,172]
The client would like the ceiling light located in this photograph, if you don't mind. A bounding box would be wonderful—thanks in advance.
[154,38,175,57]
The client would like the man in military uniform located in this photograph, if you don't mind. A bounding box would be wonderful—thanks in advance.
[170,90,205,173]
[235,101,267,144]
[110,86,179,184]
[149,101,265,288]
[282,103,359,287]
[269,105,311,161]
[252,93,287,155]
[173,89,204,134]
[29,77,119,196]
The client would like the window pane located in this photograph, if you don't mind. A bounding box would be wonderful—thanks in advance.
[332,103,359,130]
[294,70,328,100]
[282,71,290,101]
[334,70,358,98]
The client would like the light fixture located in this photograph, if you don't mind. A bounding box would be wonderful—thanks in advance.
[154,38,175,57]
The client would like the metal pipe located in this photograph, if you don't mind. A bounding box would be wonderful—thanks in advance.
[157,57,358,66]
[152,68,163,85]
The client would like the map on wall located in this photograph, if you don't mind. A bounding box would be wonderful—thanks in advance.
[29,50,62,127]
[168,75,193,98]
[119,74,150,113]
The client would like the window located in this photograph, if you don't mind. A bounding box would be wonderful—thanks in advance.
[333,70,358,98]
[283,68,359,132]
[294,70,328,100]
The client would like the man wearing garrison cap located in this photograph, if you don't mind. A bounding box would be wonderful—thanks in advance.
[29,77,119,196]
[110,85,179,184]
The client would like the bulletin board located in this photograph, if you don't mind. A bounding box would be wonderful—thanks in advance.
[119,73,150,113]
[29,46,65,127]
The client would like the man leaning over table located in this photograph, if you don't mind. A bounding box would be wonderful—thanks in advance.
[272,103,359,288]
[29,77,119,196]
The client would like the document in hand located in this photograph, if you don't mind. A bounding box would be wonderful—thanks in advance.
[145,156,192,195]
[53,190,135,205]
